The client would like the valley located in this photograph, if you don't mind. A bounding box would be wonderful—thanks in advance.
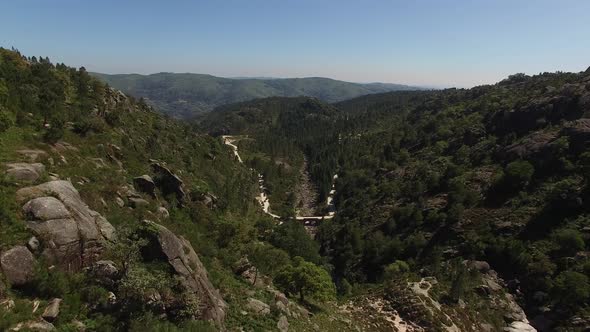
[221,135,337,224]
[1,46,590,332]
[3,1,590,331]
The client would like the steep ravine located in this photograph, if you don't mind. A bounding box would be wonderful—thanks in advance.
[222,135,336,221]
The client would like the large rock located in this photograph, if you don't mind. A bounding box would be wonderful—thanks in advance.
[0,246,35,286]
[27,236,40,253]
[16,181,115,271]
[11,319,55,331]
[232,257,261,286]
[5,163,45,182]
[88,260,119,287]
[23,197,71,221]
[151,163,186,205]
[133,175,156,198]
[198,193,218,209]
[277,315,289,332]
[128,197,149,208]
[275,292,289,306]
[504,321,537,332]
[143,221,227,327]
[157,206,169,219]
[563,118,590,153]
[469,260,491,273]
[17,149,48,162]
[233,257,253,275]
[504,293,528,322]
[42,298,62,322]
[246,298,270,315]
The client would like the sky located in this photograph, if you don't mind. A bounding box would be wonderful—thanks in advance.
[1,0,589,88]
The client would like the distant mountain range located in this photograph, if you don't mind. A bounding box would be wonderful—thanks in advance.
[91,72,424,118]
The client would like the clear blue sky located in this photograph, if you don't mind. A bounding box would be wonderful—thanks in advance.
[2,0,589,87]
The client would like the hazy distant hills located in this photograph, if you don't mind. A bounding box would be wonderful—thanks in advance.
[92,72,423,118]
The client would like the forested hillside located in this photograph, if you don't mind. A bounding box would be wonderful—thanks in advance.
[0,48,349,331]
[202,68,590,331]
[4,44,590,331]
[92,72,421,118]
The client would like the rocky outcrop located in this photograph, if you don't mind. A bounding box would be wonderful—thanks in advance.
[189,191,218,209]
[562,118,590,153]
[5,163,45,182]
[476,267,537,332]
[151,163,186,205]
[0,246,35,286]
[133,175,156,198]
[503,132,557,160]
[232,257,261,285]
[489,89,584,138]
[16,180,115,271]
[143,221,227,328]
[504,321,537,332]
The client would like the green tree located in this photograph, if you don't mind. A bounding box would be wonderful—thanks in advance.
[248,243,291,284]
[0,79,8,106]
[552,229,585,256]
[383,260,410,280]
[270,222,321,263]
[505,160,534,187]
[553,271,590,307]
[275,256,336,302]
[449,262,468,303]
[0,107,13,133]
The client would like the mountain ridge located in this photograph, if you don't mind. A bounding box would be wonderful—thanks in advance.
[91,72,423,118]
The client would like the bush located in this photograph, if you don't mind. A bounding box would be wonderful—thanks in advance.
[553,271,590,306]
[383,260,410,280]
[117,265,174,311]
[552,229,585,256]
[248,243,291,278]
[505,160,534,186]
[270,222,321,264]
[73,116,106,136]
[43,118,65,143]
[128,312,216,332]
[275,256,336,302]
[0,108,13,133]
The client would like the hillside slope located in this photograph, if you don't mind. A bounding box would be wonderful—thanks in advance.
[201,68,590,331]
[0,49,353,331]
[92,72,421,118]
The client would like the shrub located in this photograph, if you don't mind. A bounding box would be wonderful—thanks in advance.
[73,116,106,136]
[43,118,65,143]
[552,229,584,256]
[275,256,336,302]
[505,160,534,186]
[0,108,13,133]
[248,243,291,278]
[383,260,410,280]
[553,271,590,307]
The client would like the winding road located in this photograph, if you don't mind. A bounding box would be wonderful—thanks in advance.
[222,135,336,223]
